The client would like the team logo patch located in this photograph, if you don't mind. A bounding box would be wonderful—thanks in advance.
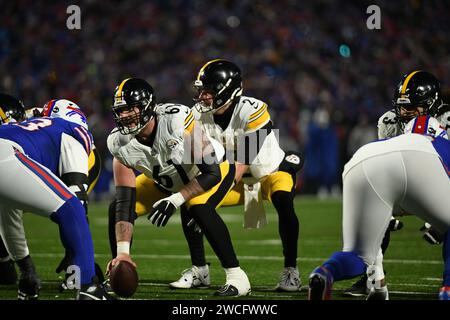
[285,154,300,165]
[167,139,178,150]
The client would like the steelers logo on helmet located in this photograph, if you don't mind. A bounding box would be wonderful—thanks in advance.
[393,71,442,126]
[193,59,243,113]
[0,93,26,124]
[112,78,156,135]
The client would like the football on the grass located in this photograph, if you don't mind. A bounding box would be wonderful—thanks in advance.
[109,260,139,297]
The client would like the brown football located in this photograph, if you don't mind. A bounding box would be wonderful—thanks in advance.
[109,260,139,298]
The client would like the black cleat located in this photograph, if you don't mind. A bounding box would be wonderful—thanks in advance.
[342,274,368,297]
[18,272,41,300]
[16,256,41,300]
[214,284,240,297]
[77,278,116,300]
[308,267,332,300]
[0,259,18,285]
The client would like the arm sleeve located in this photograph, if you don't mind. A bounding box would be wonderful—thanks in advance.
[59,133,89,175]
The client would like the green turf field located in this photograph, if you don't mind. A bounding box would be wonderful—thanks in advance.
[0,197,443,300]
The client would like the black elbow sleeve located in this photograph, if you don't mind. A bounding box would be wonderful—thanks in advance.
[115,186,137,224]
[196,163,221,191]
[61,172,88,202]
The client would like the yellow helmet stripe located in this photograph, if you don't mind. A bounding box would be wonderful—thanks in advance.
[196,59,223,81]
[0,107,9,123]
[401,70,421,96]
[116,78,131,98]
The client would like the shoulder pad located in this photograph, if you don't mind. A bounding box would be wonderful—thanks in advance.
[377,109,401,139]
[107,128,132,157]
[158,103,194,134]
[377,109,397,125]
[238,96,271,132]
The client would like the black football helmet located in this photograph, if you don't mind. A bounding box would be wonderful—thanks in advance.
[393,70,442,123]
[112,78,156,134]
[193,59,243,113]
[0,93,26,124]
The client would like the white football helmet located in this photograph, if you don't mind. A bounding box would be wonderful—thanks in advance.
[405,115,448,139]
[42,99,88,129]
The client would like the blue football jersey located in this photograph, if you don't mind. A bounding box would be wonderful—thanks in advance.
[432,136,450,176]
[0,117,93,175]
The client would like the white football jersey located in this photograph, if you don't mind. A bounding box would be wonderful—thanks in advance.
[108,103,222,193]
[193,95,285,180]
[378,107,450,139]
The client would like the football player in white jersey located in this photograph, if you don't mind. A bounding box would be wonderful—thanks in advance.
[162,59,303,292]
[378,71,450,139]
[107,78,251,297]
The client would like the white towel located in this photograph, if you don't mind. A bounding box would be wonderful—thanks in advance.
[243,182,267,229]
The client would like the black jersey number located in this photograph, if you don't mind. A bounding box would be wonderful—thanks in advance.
[153,160,190,189]
[241,98,258,109]
[165,106,180,114]
[382,116,398,125]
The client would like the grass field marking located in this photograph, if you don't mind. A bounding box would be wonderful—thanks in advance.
[31,253,443,265]
[93,213,244,226]
[421,277,441,281]
[391,283,439,288]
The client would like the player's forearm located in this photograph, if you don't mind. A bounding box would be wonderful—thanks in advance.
[179,178,205,201]
[235,162,249,183]
[179,162,222,201]
[115,221,133,255]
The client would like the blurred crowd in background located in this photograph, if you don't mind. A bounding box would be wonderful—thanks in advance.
[1,0,449,199]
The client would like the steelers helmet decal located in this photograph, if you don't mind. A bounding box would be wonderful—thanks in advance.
[0,93,26,124]
[112,78,156,135]
[193,59,243,113]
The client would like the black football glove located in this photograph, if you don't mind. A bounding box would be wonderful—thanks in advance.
[149,200,176,226]
[148,194,185,227]
[55,251,72,274]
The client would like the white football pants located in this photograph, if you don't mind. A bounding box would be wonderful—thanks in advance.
[0,139,74,261]
[342,150,450,266]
